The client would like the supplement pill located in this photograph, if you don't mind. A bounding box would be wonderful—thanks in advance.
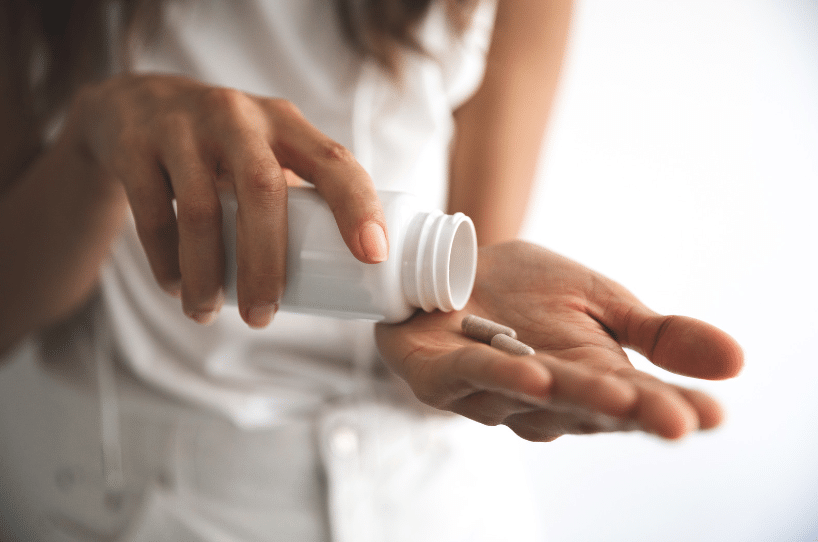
[461,314,517,343]
[490,334,536,356]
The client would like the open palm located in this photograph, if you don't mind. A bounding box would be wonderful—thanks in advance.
[376,241,743,441]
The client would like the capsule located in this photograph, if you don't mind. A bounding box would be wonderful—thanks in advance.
[490,333,536,356]
[461,314,517,343]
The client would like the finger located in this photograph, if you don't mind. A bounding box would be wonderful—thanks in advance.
[222,131,288,329]
[449,391,537,427]
[117,150,181,297]
[504,409,639,442]
[610,367,703,438]
[408,344,552,409]
[161,124,224,323]
[281,167,304,187]
[673,386,725,430]
[632,382,699,439]
[590,282,744,380]
[636,314,743,380]
[267,99,388,264]
[450,345,553,402]
[541,359,638,417]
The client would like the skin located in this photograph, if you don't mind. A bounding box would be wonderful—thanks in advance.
[404,0,740,440]
[0,74,388,352]
[1,0,743,442]
[0,0,566,351]
[449,0,572,244]
[377,242,744,441]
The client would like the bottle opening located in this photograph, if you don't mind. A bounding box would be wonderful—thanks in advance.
[403,210,478,314]
[447,218,477,310]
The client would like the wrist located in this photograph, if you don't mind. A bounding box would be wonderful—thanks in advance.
[58,89,125,204]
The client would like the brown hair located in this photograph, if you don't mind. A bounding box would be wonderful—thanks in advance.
[336,0,476,74]
[4,0,475,136]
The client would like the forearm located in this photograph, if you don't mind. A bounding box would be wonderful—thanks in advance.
[448,95,543,245]
[448,0,572,245]
[0,121,128,353]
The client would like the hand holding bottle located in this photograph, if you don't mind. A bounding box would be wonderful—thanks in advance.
[69,73,388,328]
[376,241,744,441]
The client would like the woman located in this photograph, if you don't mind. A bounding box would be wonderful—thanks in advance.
[0,1,742,541]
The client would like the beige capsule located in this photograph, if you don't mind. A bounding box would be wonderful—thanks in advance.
[461,314,517,344]
[490,333,536,356]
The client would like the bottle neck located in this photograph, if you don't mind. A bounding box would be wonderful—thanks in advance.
[402,210,478,313]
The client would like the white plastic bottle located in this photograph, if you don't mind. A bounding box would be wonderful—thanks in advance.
[221,187,478,323]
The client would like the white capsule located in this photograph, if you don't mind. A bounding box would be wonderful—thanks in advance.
[461,314,517,344]
[490,333,535,356]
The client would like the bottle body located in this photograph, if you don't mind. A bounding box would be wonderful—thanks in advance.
[221,187,477,323]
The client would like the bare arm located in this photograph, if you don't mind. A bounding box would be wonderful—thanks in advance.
[0,142,128,355]
[2,49,401,361]
[0,32,128,354]
[1,75,394,356]
[448,0,573,244]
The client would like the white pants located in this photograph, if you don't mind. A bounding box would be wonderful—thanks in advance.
[0,304,544,542]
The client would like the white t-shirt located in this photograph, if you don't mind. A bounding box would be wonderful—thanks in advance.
[0,3,549,540]
[102,0,498,427]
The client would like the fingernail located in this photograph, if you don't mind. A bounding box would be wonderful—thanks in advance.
[189,310,217,325]
[360,222,388,263]
[247,303,277,329]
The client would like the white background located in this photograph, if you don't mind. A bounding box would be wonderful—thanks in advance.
[519,1,818,541]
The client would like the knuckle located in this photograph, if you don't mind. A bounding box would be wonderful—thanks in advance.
[202,86,247,110]
[270,98,302,119]
[202,87,257,128]
[113,128,144,154]
[649,314,677,359]
[319,140,356,166]
[242,162,287,201]
[243,163,276,192]
[160,111,192,136]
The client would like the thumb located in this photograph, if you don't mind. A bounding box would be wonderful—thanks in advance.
[597,290,744,380]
